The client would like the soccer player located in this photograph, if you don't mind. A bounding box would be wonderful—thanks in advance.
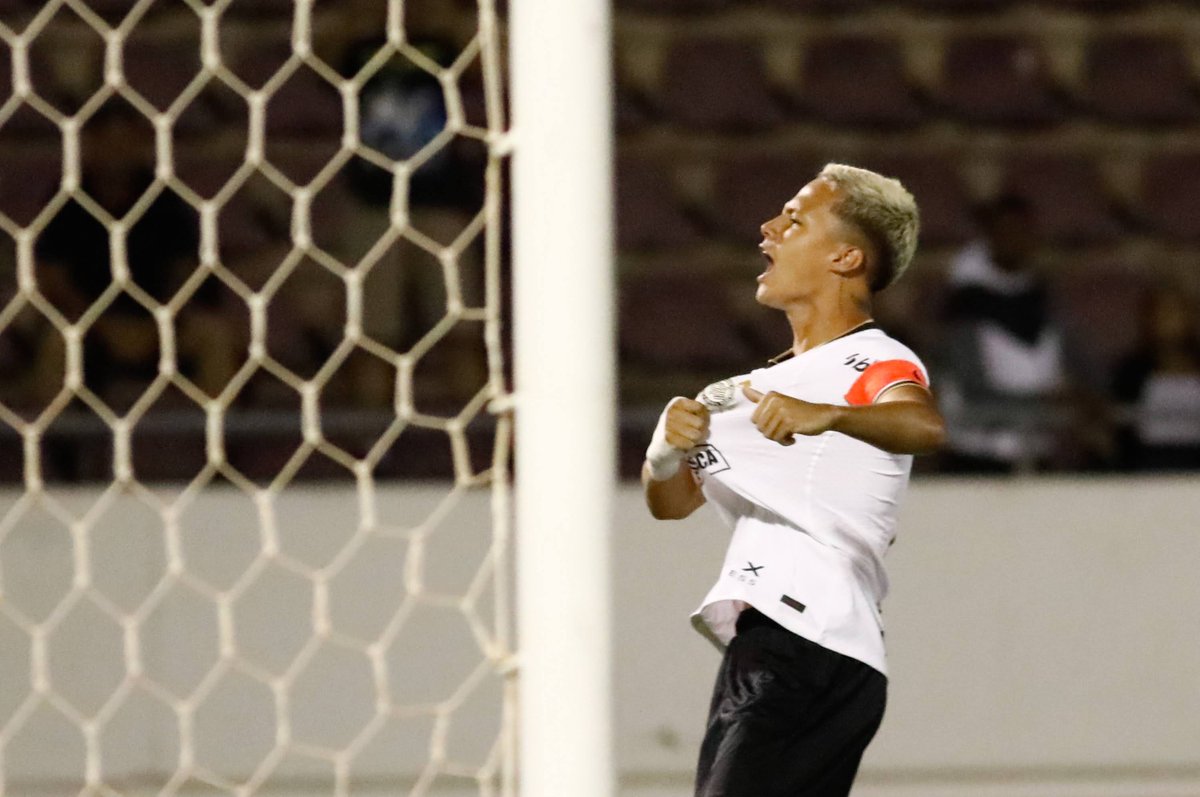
[642,164,945,797]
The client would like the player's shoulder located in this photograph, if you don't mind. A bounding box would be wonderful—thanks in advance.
[833,329,931,404]
[749,326,929,404]
[818,328,925,368]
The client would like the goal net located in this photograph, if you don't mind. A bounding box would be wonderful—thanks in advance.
[0,0,513,795]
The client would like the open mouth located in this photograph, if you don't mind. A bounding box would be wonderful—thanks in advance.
[758,247,774,280]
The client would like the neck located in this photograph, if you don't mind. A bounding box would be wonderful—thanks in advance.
[784,291,874,355]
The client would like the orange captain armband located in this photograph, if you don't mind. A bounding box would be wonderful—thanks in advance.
[844,359,929,406]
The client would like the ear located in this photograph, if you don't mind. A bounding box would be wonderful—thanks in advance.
[830,244,868,279]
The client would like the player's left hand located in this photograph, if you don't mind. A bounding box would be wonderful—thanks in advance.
[742,384,838,446]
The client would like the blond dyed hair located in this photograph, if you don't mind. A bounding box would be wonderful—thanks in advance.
[818,163,920,291]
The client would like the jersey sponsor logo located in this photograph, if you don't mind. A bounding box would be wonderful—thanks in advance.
[687,444,731,475]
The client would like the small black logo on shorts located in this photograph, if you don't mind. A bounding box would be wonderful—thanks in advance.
[742,562,764,576]
[687,444,730,474]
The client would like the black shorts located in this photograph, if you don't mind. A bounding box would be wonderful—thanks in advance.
[694,608,887,797]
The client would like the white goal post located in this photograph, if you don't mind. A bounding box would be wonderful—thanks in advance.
[510,1,617,797]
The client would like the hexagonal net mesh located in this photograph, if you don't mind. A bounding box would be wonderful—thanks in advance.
[0,0,513,795]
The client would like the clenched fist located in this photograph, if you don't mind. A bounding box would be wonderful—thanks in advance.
[645,397,711,481]
[663,397,711,450]
[743,385,837,446]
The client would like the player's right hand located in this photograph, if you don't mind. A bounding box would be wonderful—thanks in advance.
[645,397,711,482]
[663,397,711,451]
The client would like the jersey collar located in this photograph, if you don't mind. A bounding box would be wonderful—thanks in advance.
[767,320,880,365]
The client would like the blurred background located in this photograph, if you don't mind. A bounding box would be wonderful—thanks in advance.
[609,0,1200,480]
[2,0,1200,484]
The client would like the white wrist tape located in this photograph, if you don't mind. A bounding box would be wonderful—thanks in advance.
[645,398,688,481]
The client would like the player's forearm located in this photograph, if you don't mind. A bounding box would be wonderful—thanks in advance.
[829,401,946,455]
[642,461,706,520]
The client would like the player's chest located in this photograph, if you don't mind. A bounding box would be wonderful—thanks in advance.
[749,350,874,404]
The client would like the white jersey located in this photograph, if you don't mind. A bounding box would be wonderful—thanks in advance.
[684,324,929,676]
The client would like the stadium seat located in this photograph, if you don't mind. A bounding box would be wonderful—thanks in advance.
[216,175,292,260]
[267,144,345,189]
[133,429,208,483]
[123,38,202,111]
[26,41,104,116]
[1083,34,1200,124]
[222,0,296,16]
[998,154,1123,243]
[618,0,731,9]
[620,271,751,369]
[615,155,704,250]
[1140,151,1200,240]
[174,149,248,200]
[658,38,782,131]
[1038,0,1151,9]
[616,83,656,133]
[897,0,1009,10]
[614,41,661,132]
[80,0,143,25]
[796,36,921,127]
[230,440,306,483]
[936,35,1062,125]
[0,98,55,138]
[0,147,60,228]
[225,34,293,91]
[264,68,342,136]
[857,154,977,246]
[767,0,873,11]
[708,152,825,241]
[173,81,249,138]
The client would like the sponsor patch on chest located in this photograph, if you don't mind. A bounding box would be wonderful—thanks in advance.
[687,444,731,474]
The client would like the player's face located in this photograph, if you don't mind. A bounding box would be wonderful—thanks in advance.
[755,177,848,309]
